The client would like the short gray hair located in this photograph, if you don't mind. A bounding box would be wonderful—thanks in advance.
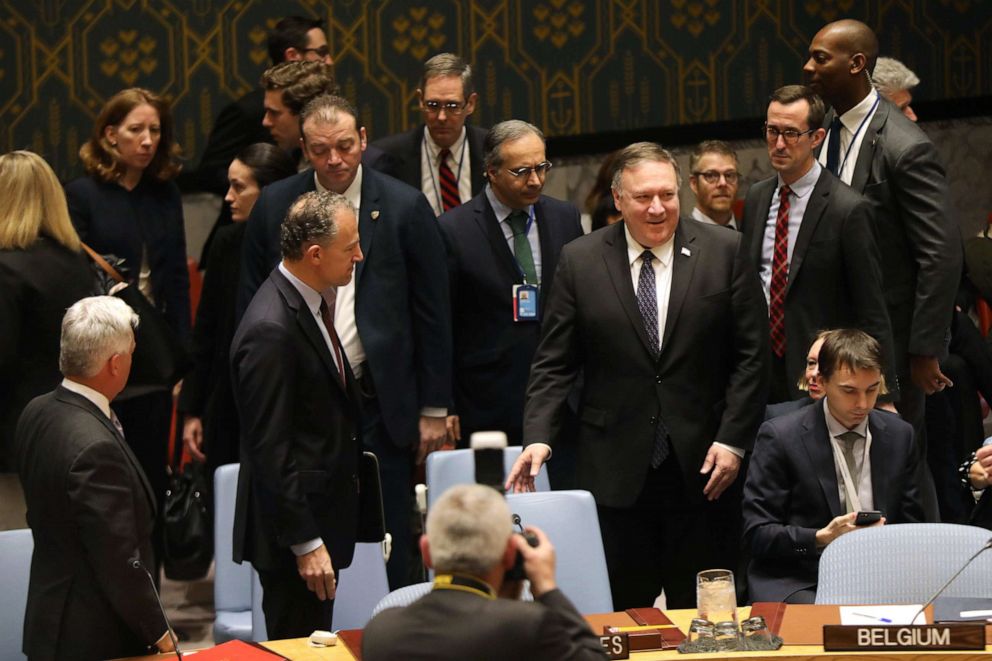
[872,56,920,95]
[421,53,474,98]
[59,296,139,378]
[280,190,356,260]
[611,142,682,193]
[483,120,545,171]
[426,484,513,576]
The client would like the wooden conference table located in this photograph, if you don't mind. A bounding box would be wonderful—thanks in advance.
[127,607,992,660]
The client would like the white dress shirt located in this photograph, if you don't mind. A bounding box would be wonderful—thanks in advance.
[817,89,879,185]
[758,161,821,304]
[823,397,874,512]
[61,378,112,419]
[486,185,542,283]
[692,206,737,230]
[421,127,472,216]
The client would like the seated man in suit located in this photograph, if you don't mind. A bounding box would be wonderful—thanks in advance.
[16,296,175,660]
[743,328,926,604]
[362,484,607,661]
[369,53,488,215]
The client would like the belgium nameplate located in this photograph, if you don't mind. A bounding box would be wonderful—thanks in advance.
[823,624,985,651]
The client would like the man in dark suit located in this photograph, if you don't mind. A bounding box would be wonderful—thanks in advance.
[232,191,364,637]
[508,143,769,610]
[741,84,895,403]
[238,94,451,589]
[362,484,607,661]
[369,53,488,216]
[804,19,961,439]
[743,329,926,603]
[687,140,740,230]
[439,120,582,447]
[16,296,174,660]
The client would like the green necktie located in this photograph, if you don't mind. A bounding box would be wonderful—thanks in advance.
[506,210,538,284]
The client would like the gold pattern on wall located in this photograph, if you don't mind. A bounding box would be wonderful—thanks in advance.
[670,0,720,37]
[391,7,447,60]
[99,31,157,86]
[533,1,585,48]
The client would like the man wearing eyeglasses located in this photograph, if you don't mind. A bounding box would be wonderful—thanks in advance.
[437,120,582,449]
[688,140,740,230]
[369,53,489,216]
[740,84,895,404]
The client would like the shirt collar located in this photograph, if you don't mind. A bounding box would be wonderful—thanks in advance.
[278,261,324,318]
[485,184,532,223]
[423,126,467,163]
[314,164,363,211]
[778,160,821,199]
[61,378,111,419]
[823,396,869,437]
[624,223,675,268]
[838,88,879,132]
[692,206,737,229]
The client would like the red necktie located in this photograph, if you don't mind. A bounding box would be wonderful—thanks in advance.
[769,185,791,358]
[438,148,460,212]
[319,291,347,387]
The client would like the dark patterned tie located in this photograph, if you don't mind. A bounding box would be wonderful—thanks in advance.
[825,116,843,175]
[636,250,669,467]
[506,210,538,284]
[768,186,791,358]
[438,148,460,212]
[319,291,347,387]
[837,430,863,513]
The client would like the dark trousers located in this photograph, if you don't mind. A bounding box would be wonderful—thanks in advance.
[597,455,743,611]
[257,566,334,639]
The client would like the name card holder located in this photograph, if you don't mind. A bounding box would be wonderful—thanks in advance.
[823,624,986,651]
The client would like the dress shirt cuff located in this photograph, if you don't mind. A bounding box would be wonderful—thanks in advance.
[529,442,553,460]
[291,537,323,556]
[421,407,448,418]
[713,442,744,458]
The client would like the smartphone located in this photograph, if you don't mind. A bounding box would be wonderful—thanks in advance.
[854,510,882,526]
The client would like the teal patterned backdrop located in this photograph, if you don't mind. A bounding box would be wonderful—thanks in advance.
[0,0,988,180]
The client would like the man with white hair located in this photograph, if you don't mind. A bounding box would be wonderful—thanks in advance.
[15,296,176,660]
[872,57,920,122]
[362,484,606,660]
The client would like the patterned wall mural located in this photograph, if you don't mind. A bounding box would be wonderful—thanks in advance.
[0,0,988,181]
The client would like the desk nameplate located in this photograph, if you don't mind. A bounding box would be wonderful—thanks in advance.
[823,623,985,651]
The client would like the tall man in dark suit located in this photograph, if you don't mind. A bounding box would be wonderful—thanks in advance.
[508,143,769,610]
[369,53,488,216]
[16,296,175,660]
[362,484,607,661]
[804,19,961,439]
[439,120,582,447]
[743,329,926,603]
[238,94,451,589]
[741,84,895,403]
[232,191,364,637]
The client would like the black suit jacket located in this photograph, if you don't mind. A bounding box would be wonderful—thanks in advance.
[238,167,452,447]
[439,192,582,444]
[524,219,769,508]
[823,98,960,366]
[361,588,607,661]
[231,268,362,571]
[741,168,896,397]
[15,387,166,660]
[369,124,488,201]
[742,402,926,602]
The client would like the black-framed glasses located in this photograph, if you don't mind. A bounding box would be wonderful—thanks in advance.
[422,100,468,115]
[692,170,739,184]
[506,161,553,178]
[763,125,815,145]
[302,45,331,58]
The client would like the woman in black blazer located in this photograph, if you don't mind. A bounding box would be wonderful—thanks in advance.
[0,151,95,475]
[178,143,296,474]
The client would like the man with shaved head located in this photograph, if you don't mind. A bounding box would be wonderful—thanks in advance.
[804,20,961,470]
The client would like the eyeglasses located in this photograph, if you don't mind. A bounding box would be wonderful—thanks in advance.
[302,46,331,59]
[505,161,553,178]
[692,170,739,184]
[763,125,815,145]
[422,100,468,115]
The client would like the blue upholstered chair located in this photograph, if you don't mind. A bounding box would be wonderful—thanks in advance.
[425,447,550,510]
[371,581,433,617]
[213,463,253,642]
[0,528,32,661]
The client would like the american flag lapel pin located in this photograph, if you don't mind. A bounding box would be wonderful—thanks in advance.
[681,246,691,257]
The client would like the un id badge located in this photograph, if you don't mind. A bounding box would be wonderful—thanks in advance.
[513,284,539,321]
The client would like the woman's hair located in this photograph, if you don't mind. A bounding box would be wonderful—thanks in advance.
[79,87,182,183]
[0,150,81,251]
[234,143,297,190]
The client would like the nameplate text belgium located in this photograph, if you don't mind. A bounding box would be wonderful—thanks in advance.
[823,624,985,651]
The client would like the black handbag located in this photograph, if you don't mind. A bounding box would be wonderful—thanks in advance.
[162,439,213,580]
[81,243,192,399]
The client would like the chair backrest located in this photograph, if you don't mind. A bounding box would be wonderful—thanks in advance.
[0,528,32,661]
[213,464,252,613]
[505,490,612,614]
[426,447,550,510]
[816,523,992,604]
[371,582,433,617]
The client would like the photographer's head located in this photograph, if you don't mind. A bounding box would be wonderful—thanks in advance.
[422,484,513,578]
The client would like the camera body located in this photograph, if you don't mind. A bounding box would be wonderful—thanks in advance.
[505,525,539,580]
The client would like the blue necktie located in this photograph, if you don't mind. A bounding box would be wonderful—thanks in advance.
[825,116,843,175]
[636,251,669,467]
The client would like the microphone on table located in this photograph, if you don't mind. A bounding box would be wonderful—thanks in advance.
[130,556,183,659]
[911,536,992,625]
[470,431,508,492]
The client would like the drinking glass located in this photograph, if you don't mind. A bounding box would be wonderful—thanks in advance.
[696,569,738,627]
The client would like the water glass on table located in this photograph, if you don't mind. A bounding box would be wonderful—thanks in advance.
[696,569,738,628]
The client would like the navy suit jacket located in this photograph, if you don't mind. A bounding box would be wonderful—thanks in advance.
[369,124,488,200]
[439,192,582,444]
[238,166,451,447]
[742,402,926,602]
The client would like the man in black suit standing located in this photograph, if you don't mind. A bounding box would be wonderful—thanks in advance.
[439,120,582,447]
[238,94,451,589]
[804,19,961,439]
[743,329,926,603]
[741,84,895,403]
[508,143,769,610]
[362,484,607,661]
[16,296,175,660]
[369,53,488,216]
[232,191,364,637]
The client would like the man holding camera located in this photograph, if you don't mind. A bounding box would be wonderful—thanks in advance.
[362,484,606,660]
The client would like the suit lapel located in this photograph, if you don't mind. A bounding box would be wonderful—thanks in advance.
[785,171,830,297]
[660,224,698,351]
[867,412,890,509]
[356,168,381,285]
[850,104,886,193]
[535,199,554,296]
[467,127,486,194]
[602,223,655,358]
[747,180,775,272]
[801,403,843,518]
[476,196,522,285]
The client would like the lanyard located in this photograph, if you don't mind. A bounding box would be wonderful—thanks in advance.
[834,95,879,177]
[425,134,467,213]
[433,573,496,600]
[830,432,871,513]
[508,206,537,284]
